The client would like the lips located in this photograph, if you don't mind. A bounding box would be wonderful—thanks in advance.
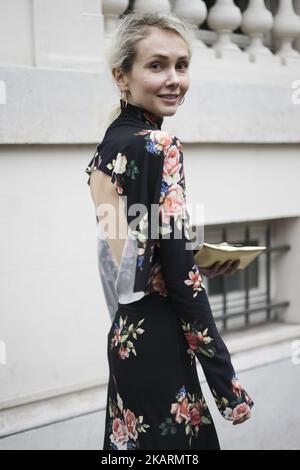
[158,94,179,98]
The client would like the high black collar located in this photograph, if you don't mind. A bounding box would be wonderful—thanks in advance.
[119,99,164,130]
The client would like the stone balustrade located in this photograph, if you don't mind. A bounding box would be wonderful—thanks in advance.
[101,0,300,65]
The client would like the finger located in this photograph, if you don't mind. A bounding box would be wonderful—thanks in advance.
[232,413,251,425]
[231,260,240,269]
[218,260,233,274]
[226,260,241,275]
[212,263,224,277]
[206,262,222,275]
[207,262,222,270]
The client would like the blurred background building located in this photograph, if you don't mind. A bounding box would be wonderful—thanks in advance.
[0,0,300,449]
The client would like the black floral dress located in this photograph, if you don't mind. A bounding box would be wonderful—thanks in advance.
[85,100,254,451]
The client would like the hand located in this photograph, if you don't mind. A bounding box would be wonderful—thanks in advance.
[198,259,240,279]
[232,409,252,425]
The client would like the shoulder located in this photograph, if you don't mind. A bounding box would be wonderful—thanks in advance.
[120,129,183,159]
[86,128,183,187]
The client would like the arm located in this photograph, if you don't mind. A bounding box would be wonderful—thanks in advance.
[156,135,254,425]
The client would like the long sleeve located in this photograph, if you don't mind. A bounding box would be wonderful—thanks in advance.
[155,132,254,425]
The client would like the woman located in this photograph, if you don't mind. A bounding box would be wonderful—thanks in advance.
[85,12,253,451]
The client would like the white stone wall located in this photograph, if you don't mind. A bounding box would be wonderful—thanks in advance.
[1,62,300,144]
[0,0,105,69]
[0,144,111,411]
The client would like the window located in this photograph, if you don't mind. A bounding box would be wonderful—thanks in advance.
[195,220,290,331]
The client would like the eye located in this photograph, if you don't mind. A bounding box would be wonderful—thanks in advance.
[150,61,189,71]
[177,61,189,70]
[150,62,163,70]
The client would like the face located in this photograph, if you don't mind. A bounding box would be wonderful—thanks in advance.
[114,27,190,118]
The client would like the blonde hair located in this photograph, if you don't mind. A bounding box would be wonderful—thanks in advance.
[103,11,193,127]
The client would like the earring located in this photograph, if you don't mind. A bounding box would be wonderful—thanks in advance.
[179,95,185,106]
[121,90,128,108]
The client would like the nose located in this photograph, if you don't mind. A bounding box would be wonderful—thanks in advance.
[166,67,180,86]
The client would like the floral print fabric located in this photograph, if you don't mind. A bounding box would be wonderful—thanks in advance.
[107,378,150,450]
[86,100,254,450]
[159,385,212,447]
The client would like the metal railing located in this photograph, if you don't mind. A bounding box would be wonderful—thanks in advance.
[205,222,290,331]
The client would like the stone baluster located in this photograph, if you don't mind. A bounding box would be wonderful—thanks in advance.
[272,0,300,65]
[172,0,208,48]
[207,0,242,58]
[241,0,273,62]
[294,0,300,54]
[102,0,129,34]
[134,0,171,13]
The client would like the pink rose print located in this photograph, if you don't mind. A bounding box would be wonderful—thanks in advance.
[171,397,190,424]
[112,417,128,446]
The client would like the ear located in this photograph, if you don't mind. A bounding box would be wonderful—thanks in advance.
[112,67,130,93]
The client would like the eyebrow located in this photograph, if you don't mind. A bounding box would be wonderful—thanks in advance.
[148,54,189,61]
